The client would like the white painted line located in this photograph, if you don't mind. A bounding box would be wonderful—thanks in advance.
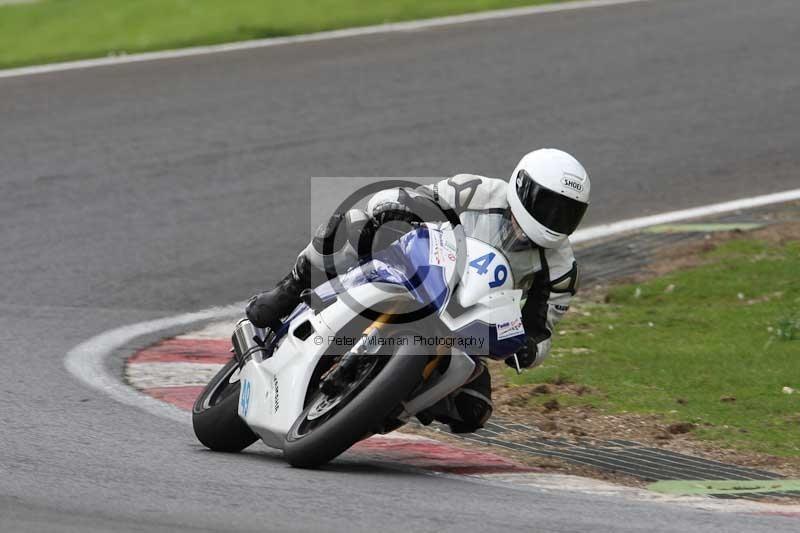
[572,187,800,244]
[64,304,243,424]
[0,0,40,6]
[0,0,648,80]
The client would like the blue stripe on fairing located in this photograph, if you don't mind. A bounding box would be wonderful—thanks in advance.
[270,228,523,358]
[313,227,450,313]
[270,228,450,345]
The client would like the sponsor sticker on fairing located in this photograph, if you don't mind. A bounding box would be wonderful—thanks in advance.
[428,230,446,266]
[496,318,524,340]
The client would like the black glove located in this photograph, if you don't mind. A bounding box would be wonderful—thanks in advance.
[371,201,423,227]
[356,202,425,255]
[311,212,347,257]
[505,337,539,369]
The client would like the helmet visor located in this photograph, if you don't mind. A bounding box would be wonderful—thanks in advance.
[497,209,534,253]
[516,170,588,235]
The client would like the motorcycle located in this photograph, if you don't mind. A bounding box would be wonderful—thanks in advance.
[192,224,526,468]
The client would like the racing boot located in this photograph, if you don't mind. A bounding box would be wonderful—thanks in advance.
[245,254,311,331]
[448,362,493,434]
[418,362,494,433]
[244,211,357,330]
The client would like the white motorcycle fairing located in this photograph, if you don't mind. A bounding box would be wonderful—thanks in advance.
[237,226,525,450]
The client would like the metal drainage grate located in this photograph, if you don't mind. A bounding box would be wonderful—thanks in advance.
[425,419,794,500]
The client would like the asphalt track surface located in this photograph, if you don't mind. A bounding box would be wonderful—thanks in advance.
[1,0,799,531]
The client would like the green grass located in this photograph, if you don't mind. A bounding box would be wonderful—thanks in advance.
[0,0,565,69]
[509,237,800,457]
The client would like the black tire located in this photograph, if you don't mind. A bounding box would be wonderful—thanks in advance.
[192,358,258,452]
[283,340,428,468]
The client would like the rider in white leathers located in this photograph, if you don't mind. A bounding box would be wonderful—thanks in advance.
[247,149,591,433]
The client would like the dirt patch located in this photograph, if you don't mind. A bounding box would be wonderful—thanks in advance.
[642,220,800,281]
[578,217,800,304]
[489,360,800,479]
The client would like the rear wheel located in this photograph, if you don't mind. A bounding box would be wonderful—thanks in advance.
[283,340,428,468]
[192,358,258,452]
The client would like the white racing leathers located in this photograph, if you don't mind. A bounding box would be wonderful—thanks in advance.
[300,175,579,367]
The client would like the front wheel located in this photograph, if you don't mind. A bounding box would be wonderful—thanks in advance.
[283,340,428,468]
[192,358,258,452]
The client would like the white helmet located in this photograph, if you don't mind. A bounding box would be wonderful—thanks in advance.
[506,149,590,248]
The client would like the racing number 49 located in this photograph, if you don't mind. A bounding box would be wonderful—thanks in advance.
[468,253,507,288]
